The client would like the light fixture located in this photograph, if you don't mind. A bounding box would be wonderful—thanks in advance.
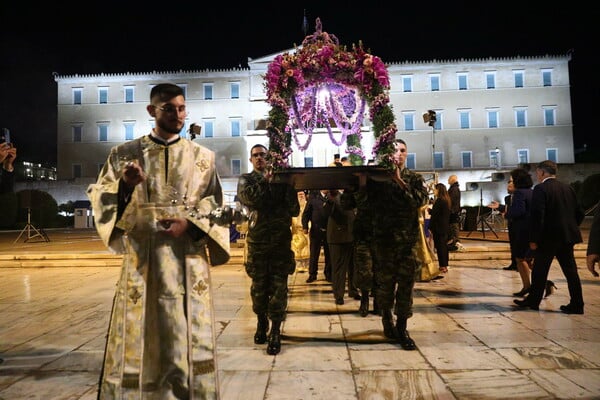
[422,110,437,127]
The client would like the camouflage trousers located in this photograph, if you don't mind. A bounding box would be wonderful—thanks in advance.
[353,239,376,291]
[245,241,295,322]
[373,240,420,319]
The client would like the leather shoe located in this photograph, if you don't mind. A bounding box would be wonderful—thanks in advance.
[513,298,539,310]
[335,298,344,305]
[306,276,316,283]
[560,304,584,314]
[350,293,362,300]
[513,287,530,297]
[503,264,517,270]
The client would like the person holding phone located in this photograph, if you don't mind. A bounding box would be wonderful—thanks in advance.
[0,137,17,194]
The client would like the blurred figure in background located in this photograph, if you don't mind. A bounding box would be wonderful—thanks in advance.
[428,183,451,273]
[291,190,310,273]
[447,175,464,251]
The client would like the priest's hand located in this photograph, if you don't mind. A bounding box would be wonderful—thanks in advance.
[122,161,146,188]
[158,217,189,238]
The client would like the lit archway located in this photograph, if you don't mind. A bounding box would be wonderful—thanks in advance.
[264,18,398,171]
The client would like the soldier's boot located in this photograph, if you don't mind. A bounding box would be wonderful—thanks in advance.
[267,320,282,355]
[254,314,269,345]
[396,317,416,350]
[372,295,380,315]
[359,290,369,317]
[381,308,396,339]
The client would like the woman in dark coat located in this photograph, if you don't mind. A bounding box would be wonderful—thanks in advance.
[428,183,451,273]
[506,168,556,297]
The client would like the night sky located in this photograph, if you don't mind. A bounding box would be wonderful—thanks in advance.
[1,2,594,165]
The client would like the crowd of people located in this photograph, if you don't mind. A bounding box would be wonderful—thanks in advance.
[84,82,598,399]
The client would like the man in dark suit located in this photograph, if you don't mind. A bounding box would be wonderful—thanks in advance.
[514,160,585,314]
[302,189,332,283]
[587,205,600,278]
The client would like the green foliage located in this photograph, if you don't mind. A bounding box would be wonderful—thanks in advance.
[577,173,600,212]
[15,189,60,228]
[0,192,18,228]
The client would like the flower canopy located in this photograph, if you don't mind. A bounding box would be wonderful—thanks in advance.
[263,18,398,171]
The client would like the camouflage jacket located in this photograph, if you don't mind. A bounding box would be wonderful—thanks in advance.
[236,170,300,243]
[364,168,428,245]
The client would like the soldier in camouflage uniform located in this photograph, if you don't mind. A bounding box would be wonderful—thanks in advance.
[236,144,300,355]
[358,139,428,350]
[344,187,378,317]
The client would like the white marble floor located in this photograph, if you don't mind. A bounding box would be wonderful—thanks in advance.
[1,253,599,399]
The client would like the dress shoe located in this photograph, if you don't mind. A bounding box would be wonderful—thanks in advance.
[306,275,317,283]
[335,298,344,305]
[513,298,539,310]
[350,293,362,300]
[560,304,584,314]
[503,264,517,271]
[544,280,557,298]
[513,287,530,297]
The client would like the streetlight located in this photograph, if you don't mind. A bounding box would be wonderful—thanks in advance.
[422,110,437,171]
[494,146,501,169]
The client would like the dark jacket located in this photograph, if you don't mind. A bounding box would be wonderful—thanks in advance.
[429,197,450,236]
[302,190,329,236]
[323,193,354,244]
[505,188,532,245]
[529,178,584,247]
[448,182,461,222]
[587,206,600,256]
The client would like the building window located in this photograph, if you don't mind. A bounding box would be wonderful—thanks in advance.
[485,71,496,89]
[542,69,552,87]
[72,125,82,142]
[489,148,501,168]
[304,156,313,167]
[543,106,556,126]
[98,87,108,104]
[459,110,470,129]
[487,109,499,128]
[406,153,416,170]
[402,75,412,92]
[231,159,241,175]
[203,83,213,100]
[230,82,240,99]
[457,73,468,90]
[546,148,558,162]
[177,84,187,98]
[98,124,109,142]
[124,86,134,103]
[515,108,527,127]
[429,74,440,91]
[124,122,135,140]
[433,152,444,169]
[517,149,529,164]
[513,70,524,88]
[461,151,472,168]
[230,118,241,137]
[73,164,82,178]
[203,119,214,138]
[73,88,82,105]
[403,113,415,131]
